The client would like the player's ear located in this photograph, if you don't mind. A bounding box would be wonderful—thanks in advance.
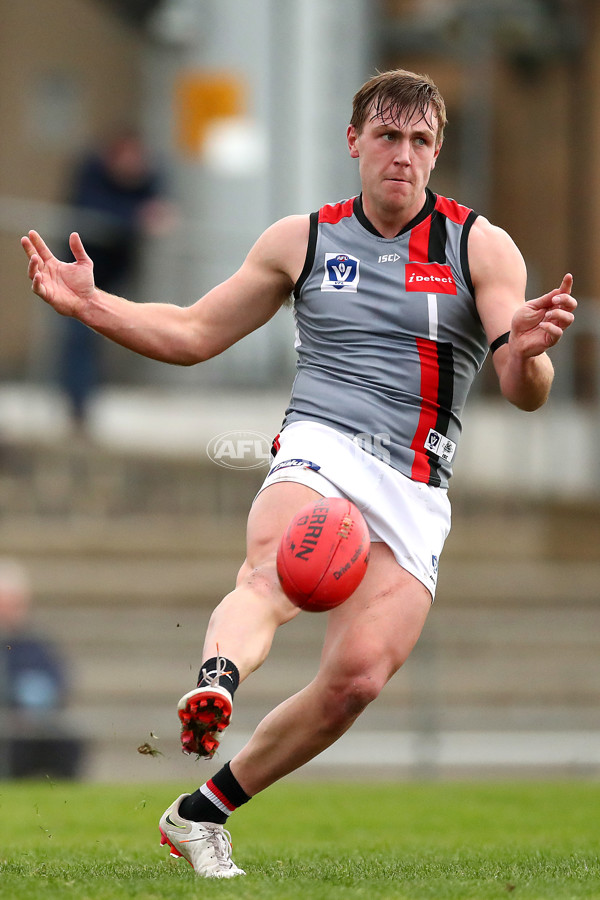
[431,140,442,170]
[347,124,360,158]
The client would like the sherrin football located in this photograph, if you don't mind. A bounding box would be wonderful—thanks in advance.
[276,497,370,612]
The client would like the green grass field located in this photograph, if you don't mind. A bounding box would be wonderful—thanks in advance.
[0,780,598,899]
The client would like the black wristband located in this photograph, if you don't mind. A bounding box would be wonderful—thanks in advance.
[490,331,510,353]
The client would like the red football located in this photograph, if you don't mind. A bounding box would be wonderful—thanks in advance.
[276,497,370,612]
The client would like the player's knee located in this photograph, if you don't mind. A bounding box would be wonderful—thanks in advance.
[235,558,298,623]
[345,673,384,714]
[236,558,277,596]
[326,670,385,723]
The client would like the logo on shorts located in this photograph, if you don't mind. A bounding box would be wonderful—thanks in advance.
[321,253,360,292]
[425,429,456,462]
[405,262,457,294]
[268,458,321,476]
[206,430,271,469]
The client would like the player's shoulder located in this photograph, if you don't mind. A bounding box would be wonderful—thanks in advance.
[253,214,310,257]
[468,214,525,266]
[247,215,311,281]
[469,214,519,249]
[468,214,526,288]
[264,214,310,241]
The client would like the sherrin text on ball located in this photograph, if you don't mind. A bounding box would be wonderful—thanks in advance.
[276,497,370,612]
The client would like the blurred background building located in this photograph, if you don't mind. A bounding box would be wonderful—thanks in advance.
[0,0,598,781]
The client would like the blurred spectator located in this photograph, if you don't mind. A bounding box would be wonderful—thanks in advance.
[0,558,84,778]
[59,128,174,426]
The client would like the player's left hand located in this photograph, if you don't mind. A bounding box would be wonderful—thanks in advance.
[510,274,577,358]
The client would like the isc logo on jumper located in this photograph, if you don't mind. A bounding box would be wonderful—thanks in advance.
[321,253,360,292]
[405,262,457,294]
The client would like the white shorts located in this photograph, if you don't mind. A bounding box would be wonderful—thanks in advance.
[256,421,451,600]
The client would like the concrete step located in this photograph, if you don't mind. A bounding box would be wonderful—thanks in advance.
[0,515,247,557]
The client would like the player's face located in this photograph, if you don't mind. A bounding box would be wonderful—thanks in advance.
[347,102,441,228]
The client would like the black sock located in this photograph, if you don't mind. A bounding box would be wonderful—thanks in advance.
[197,656,240,696]
[179,762,251,824]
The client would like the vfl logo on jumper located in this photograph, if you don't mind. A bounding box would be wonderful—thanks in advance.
[406,262,457,295]
[321,253,360,292]
[425,428,457,462]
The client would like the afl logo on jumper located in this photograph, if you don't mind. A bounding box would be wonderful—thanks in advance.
[405,262,457,295]
[321,253,360,292]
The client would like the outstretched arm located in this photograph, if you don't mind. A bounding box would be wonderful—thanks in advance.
[22,216,309,366]
[469,218,577,411]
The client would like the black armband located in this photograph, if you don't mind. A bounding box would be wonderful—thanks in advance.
[490,331,510,353]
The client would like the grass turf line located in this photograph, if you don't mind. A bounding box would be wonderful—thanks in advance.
[0,781,598,899]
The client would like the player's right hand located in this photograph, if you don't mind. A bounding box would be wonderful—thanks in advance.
[21,231,96,318]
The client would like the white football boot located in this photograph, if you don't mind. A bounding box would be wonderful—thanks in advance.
[159,794,245,878]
